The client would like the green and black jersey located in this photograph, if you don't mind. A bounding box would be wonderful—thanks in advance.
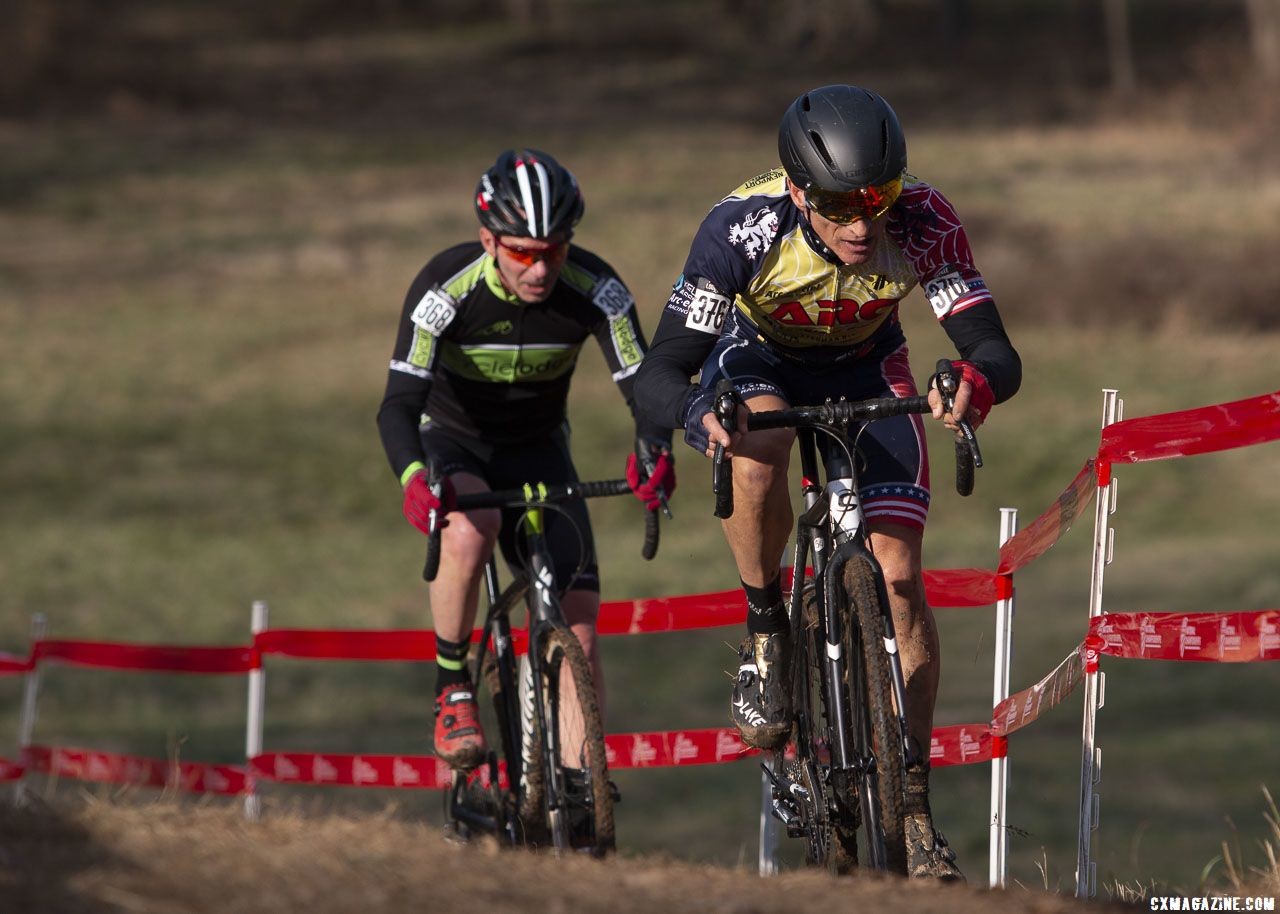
[377,241,664,479]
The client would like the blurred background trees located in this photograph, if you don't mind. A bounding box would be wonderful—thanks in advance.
[4,0,1280,110]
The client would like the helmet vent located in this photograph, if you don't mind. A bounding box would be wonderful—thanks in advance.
[880,121,890,158]
[808,130,835,169]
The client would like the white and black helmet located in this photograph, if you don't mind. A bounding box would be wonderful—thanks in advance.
[778,85,907,193]
[474,148,584,239]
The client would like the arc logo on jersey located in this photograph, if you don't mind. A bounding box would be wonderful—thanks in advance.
[727,207,779,261]
[765,297,898,327]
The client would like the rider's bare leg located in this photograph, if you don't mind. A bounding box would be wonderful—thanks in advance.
[867,522,938,759]
[558,589,602,766]
[428,472,500,644]
[562,589,604,716]
[719,394,796,588]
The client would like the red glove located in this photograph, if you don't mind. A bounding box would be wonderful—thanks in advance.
[951,360,994,428]
[626,451,676,511]
[403,471,455,536]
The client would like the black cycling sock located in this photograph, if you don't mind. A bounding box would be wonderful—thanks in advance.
[905,761,931,816]
[742,576,788,635]
[434,636,471,694]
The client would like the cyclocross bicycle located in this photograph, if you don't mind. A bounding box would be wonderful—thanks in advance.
[423,469,659,856]
[711,359,979,875]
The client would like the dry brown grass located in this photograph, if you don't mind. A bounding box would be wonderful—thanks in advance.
[0,797,1136,914]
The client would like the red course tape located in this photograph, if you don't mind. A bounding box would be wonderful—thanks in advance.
[23,745,246,795]
[0,652,32,675]
[1089,611,1280,663]
[33,640,255,674]
[992,644,1087,736]
[1100,390,1280,465]
[998,460,1097,575]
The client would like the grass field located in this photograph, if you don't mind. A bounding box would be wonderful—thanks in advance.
[3,6,1279,897]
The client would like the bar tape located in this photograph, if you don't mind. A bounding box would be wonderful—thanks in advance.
[23,745,247,795]
[33,640,256,674]
[992,643,1087,737]
[1099,390,1280,467]
[1088,610,1280,663]
[998,459,1097,576]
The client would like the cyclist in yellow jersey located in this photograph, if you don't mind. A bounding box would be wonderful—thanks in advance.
[635,86,1021,880]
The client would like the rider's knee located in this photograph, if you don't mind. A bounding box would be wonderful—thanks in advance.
[442,508,500,563]
[733,436,792,493]
[872,541,925,608]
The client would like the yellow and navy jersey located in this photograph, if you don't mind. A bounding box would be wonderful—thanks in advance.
[377,242,662,478]
[636,169,1019,430]
[674,169,992,348]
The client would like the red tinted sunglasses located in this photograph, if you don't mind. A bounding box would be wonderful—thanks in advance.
[805,174,906,224]
[496,238,570,267]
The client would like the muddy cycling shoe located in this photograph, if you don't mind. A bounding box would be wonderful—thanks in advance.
[432,683,488,771]
[904,813,965,881]
[730,632,792,750]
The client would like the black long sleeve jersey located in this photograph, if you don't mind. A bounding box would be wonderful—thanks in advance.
[377,242,668,481]
[635,170,1021,430]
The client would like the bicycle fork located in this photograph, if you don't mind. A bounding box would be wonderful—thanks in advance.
[449,560,519,843]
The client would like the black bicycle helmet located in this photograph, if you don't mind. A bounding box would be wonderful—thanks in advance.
[474,148,584,239]
[778,85,907,192]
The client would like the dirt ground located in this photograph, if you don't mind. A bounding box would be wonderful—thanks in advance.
[0,799,1136,914]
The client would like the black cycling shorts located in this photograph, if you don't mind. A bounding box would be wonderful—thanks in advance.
[420,421,600,593]
[696,335,931,532]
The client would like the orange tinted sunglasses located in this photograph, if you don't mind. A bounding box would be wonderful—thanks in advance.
[496,238,570,267]
[805,174,906,224]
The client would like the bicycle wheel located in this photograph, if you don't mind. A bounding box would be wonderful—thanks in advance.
[519,625,615,856]
[474,581,526,841]
[797,585,860,875]
[477,578,527,789]
[842,555,908,875]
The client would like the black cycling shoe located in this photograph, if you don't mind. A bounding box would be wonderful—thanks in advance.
[730,632,792,750]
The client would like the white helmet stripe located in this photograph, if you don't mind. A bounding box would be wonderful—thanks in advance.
[532,159,551,237]
[514,158,539,236]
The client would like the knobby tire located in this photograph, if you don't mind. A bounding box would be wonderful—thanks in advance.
[843,557,908,875]
[520,626,615,856]
[796,586,860,875]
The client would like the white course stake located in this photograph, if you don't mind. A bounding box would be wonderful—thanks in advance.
[14,613,47,806]
[1075,390,1121,897]
[989,508,1018,887]
[244,600,268,821]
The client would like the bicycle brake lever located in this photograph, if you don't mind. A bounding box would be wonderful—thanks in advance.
[935,359,984,469]
[636,444,674,520]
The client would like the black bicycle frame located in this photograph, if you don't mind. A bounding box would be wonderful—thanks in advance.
[452,501,575,845]
[783,426,924,862]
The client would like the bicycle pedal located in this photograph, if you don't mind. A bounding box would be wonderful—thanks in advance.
[770,797,801,829]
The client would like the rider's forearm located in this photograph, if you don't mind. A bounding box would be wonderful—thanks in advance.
[376,385,428,480]
[940,301,1021,403]
[615,374,675,447]
[634,356,697,431]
